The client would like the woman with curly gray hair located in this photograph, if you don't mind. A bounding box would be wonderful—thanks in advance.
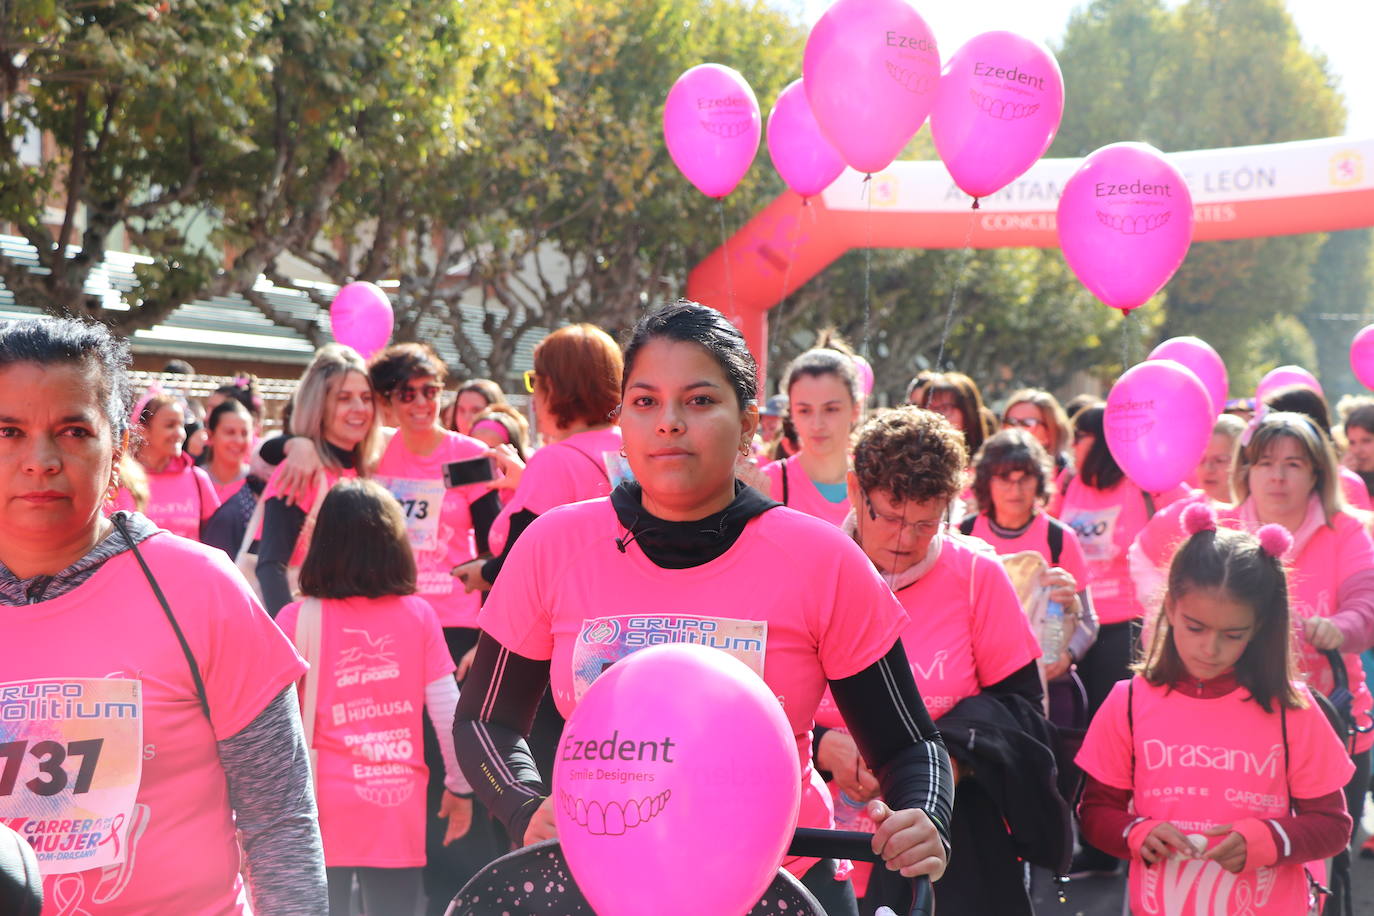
[812,407,1068,916]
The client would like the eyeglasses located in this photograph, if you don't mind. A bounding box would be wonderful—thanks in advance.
[523,370,538,394]
[395,383,442,404]
[862,490,940,536]
[1003,416,1044,430]
[993,472,1038,489]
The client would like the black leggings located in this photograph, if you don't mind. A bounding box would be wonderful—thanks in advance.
[326,866,421,916]
[800,857,859,916]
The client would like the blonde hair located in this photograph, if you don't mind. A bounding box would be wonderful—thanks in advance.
[289,344,380,473]
[1232,411,1345,525]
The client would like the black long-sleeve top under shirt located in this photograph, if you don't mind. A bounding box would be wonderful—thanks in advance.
[454,482,955,851]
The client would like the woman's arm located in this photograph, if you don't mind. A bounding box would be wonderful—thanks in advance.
[452,632,552,843]
[479,509,540,584]
[218,688,327,915]
[256,497,305,617]
[1329,568,1374,653]
[469,490,502,556]
[1067,587,1099,662]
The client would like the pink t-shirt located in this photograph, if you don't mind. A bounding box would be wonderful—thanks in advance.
[277,595,454,867]
[143,460,220,542]
[966,512,1091,587]
[488,427,624,556]
[1340,467,1371,510]
[375,432,491,628]
[1077,678,1353,916]
[1053,477,1187,625]
[211,471,248,504]
[761,455,852,528]
[478,499,909,875]
[0,533,306,915]
[1218,502,1374,753]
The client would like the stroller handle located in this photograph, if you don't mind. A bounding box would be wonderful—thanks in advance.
[789,827,933,916]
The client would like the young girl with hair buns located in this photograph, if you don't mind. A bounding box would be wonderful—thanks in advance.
[1077,502,1354,915]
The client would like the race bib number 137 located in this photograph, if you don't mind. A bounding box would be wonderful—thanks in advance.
[0,678,144,874]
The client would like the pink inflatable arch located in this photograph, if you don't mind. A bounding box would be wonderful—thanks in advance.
[686,136,1374,374]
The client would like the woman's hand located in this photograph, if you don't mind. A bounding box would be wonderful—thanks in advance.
[1042,649,1073,682]
[816,730,880,801]
[868,801,947,880]
[1041,567,1077,606]
[523,797,559,846]
[1138,822,1198,865]
[1303,616,1345,651]
[451,559,492,593]
[456,645,479,682]
[1202,825,1247,873]
[439,791,473,845]
[486,444,525,492]
[275,438,323,506]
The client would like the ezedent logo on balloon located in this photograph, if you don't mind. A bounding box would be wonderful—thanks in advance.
[972,62,1046,91]
[1107,398,1155,443]
[697,95,754,139]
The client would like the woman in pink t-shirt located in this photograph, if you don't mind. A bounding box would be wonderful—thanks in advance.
[1218,411,1374,833]
[1078,504,1353,915]
[454,303,954,915]
[1001,388,1074,475]
[1264,384,1374,512]
[0,317,326,914]
[204,398,253,503]
[134,392,220,540]
[279,479,473,916]
[760,340,862,528]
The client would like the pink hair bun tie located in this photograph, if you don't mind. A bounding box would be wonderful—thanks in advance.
[1181,501,1218,535]
[1256,523,1293,558]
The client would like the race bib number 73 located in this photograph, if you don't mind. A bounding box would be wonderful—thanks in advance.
[0,678,144,874]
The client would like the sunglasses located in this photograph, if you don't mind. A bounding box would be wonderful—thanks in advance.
[395,383,443,404]
[1003,416,1044,430]
[523,369,538,394]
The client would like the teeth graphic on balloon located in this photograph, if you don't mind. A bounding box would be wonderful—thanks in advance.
[967,89,1040,121]
[883,61,934,95]
[699,120,752,139]
[1109,420,1154,443]
[558,788,672,836]
[1096,209,1173,235]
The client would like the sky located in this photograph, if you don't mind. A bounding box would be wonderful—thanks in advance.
[795,0,1374,138]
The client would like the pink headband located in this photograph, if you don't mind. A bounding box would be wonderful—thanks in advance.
[470,418,511,444]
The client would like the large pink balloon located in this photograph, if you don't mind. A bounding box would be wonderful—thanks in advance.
[329,281,393,358]
[930,31,1064,200]
[1148,336,1228,417]
[1256,365,1323,404]
[1352,326,1374,390]
[1057,142,1194,312]
[663,64,761,199]
[554,644,800,916]
[1105,359,1212,493]
[803,0,940,174]
[767,79,846,198]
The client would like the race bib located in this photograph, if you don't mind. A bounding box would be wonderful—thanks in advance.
[572,615,767,701]
[0,678,144,875]
[377,476,446,552]
[1066,505,1122,563]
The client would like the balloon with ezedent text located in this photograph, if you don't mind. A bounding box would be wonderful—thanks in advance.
[1056,142,1194,313]
[1105,359,1212,493]
[553,643,800,916]
[663,64,762,199]
[803,0,941,174]
[929,31,1065,202]
[767,79,847,199]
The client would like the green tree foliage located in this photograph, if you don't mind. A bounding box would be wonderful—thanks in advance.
[1301,229,1374,399]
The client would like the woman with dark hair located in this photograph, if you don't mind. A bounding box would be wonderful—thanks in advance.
[1001,388,1073,474]
[449,379,507,436]
[201,399,268,558]
[963,430,1097,682]
[817,410,1066,915]
[132,391,221,540]
[1049,403,1188,877]
[1341,398,1374,497]
[455,302,954,915]
[912,371,992,459]
[0,317,326,913]
[761,344,862,527]
[1264,384,1373,510]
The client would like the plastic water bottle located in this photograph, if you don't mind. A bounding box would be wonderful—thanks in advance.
[834,790,869,831]
[1040,599,1065,663]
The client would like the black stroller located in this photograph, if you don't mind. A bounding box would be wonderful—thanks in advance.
[446,827,933,916]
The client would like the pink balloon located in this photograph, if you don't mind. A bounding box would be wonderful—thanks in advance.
[1057,142,1194,312]
[554,644,800,916]
[767,79,846,198]
[803,0,940,174]
[852,353,875,397]
[329,281,393,358]
[1105,359,1212,493]
[1256,365,1323,404]
[663,64,761,199]
[930,31,1064,200]
[1148,336,1227,417]
[1352,326,1374,390]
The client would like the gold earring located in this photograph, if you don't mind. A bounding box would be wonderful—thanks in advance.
[104,475,120,504]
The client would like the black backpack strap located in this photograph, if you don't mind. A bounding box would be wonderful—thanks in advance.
[958,515,976,537]
[113,515,211,722]
[1047,517,1064,566]
[1127,678,1136,782]
[781,460,790,506]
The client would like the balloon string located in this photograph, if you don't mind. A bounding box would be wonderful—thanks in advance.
[773,199,806,372]
[935,213,979,371]
[862,175,874,359]
[717,198,735,315]
[1120,310,1132,369]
